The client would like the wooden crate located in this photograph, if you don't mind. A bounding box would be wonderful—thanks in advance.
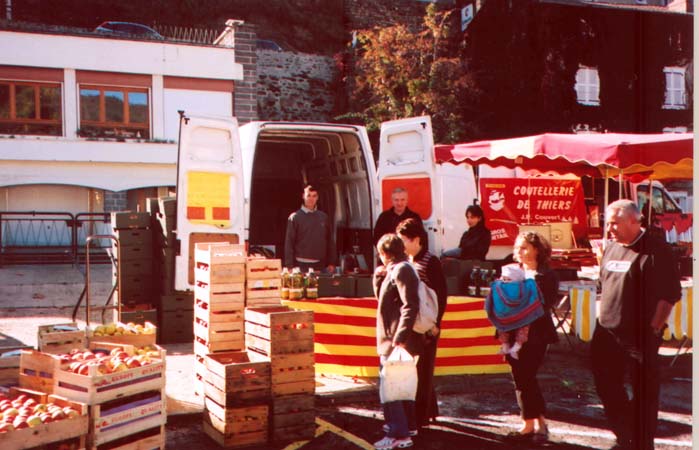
[195,243,246,266]
[246,278,281,299]
[194,317,244,343]
[159,291,194,311]
[89,389,166,446]
[87,322,157,348]
[194,301,244,325]
[204,351,271,406]
[202,403,268,448]
[0,389,88,450]
[194,335,245,354]
[244,307,314,356]
[37,323,87,355]
[195,281,246,301]
[19,350,61,393]
[157,309,193,344]
[195,262,246,285]
[246,258,282,279]
[111,212,150,230]
[113,229,153,248]
[248,350,315,397]
[0,346,31,386]
[245,297,283,308]
[90,424,165,450]
[53,346,166,404]
[271,394,316,443]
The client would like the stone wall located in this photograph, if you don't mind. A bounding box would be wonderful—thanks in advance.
[232,22,259,124]
[103,191,127,212]
[256,50,337,122]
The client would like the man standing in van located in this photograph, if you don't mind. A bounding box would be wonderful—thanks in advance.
[374,187,422,247]
[284,184,336,273]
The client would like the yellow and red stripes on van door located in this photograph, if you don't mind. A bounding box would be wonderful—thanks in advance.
[186,171,232,228]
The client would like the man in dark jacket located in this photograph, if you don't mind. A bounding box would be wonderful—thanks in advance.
[592,199,681,450]
[284,184,336,273]
[373,187,422,247]
[442,205,491,260]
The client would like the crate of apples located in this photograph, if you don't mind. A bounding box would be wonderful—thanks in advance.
[87,322,157,347]
[0,388,87,450]
[53,343,166,404]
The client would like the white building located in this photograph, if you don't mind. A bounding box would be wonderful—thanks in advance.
[0,23,243,217]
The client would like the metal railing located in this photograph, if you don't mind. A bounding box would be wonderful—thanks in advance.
[0,211,112,266]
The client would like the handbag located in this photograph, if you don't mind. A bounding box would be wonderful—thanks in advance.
[379,346,418,403]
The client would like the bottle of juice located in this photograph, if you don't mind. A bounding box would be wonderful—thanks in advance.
[280,267,290,300]
[289,267,304,300]
[468,267,481,297]
[479,268,492,297]
[305,268,318,299]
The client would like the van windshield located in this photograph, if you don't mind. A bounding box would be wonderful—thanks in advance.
[636,185,682,215]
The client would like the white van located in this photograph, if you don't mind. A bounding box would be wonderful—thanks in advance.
[174,114,479,290]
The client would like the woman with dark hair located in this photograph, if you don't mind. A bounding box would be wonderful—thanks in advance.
[396,218,447,429]
[442,204,491,260]
[505,231,559,443]
[373,233,425,450]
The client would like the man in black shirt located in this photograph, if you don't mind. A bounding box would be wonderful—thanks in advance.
[373,187,422,247]
[592,199,681,450]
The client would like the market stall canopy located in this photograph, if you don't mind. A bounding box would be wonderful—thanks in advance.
[434,133,694,179]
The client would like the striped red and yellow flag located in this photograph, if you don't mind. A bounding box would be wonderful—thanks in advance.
[283,296,510,377]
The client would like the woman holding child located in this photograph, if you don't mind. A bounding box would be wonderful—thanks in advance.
[500,231,559,443]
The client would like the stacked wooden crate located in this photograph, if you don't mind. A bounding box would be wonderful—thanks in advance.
[148,196,196,344]
[245,306,316,443]
[37,323,86,355]
[111,212,157,326]
[0,386,89,450]
[49,341,168,449]
[245,258,282,307]
[193,243,247,395]
[201,351,271,448]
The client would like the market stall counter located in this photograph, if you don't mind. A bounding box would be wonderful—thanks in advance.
[282,296,510,377]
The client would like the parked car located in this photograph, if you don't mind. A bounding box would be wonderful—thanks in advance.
[94,21,163,39]
[256,39,282,51]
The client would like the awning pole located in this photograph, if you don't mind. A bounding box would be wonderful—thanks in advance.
[603,167,609,248]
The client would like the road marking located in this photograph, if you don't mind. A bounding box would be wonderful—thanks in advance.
[281,417,374,450]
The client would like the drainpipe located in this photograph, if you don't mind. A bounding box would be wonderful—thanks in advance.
[5,0,11,20]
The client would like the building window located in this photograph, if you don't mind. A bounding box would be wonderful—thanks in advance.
[0,81,62,136]
[575,66,600,106]
[78,85,150,139]
[663,67,687,110]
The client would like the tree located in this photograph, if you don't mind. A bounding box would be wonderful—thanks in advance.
[346,4,481,143]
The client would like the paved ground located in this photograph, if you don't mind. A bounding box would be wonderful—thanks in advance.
[0,264,693,449]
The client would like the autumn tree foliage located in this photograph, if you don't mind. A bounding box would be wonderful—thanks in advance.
[347,4,481,143]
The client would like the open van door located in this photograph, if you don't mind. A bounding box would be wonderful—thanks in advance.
[378,116,441,252]
[174,113,245,291]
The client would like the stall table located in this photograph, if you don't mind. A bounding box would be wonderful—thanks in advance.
[282,296,510,377]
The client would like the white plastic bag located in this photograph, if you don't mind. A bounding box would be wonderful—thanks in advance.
[379,346,418,403]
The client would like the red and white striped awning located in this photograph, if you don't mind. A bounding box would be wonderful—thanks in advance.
[435,132,694,180]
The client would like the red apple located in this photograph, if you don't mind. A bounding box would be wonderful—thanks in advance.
[0,422,14,432]
[82,351,96,360]
[12,417,28,429]
[50,409,66,421]
[78,365,89,376]
[63,407,79,418]
[3,407,18,418]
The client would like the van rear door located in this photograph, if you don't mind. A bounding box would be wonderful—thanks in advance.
[377,116,440,251]
[174,114,245,291]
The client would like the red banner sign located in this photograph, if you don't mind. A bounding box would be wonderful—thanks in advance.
[479,178,587,245]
